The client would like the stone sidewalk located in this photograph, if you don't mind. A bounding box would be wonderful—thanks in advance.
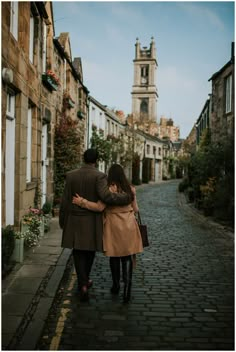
[2,218,71,350]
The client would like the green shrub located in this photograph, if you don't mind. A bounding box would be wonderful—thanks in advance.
[2,225,15,269]
[42,201,52,215]
[178,177,189,192]
[213,175,234,224]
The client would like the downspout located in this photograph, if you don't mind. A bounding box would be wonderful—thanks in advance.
[86,96,90,149]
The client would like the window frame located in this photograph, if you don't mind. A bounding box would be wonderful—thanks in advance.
[42,22,47,73]
[225,74,232,114]
[29,13,35,63]
[6,93,15,121]
[26,106,32,183]
[10,2,18,40]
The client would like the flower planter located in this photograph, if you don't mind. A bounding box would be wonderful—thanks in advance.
[42,74,59,92]
[39,217,44,238]
[21,222,30,233]
[44,214,51,232]
[12,238,24,263]
[67,98,75,108]
[53,207,60,217]
[77,111,84,119]
[64,97,75,109]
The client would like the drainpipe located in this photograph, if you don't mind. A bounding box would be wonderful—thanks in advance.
[86,96,90,148]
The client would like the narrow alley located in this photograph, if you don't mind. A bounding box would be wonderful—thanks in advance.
[35,180,234,350]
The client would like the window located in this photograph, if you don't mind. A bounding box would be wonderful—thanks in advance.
[106,119,110,135]
[29,14,35,63]
[225,74,232,113]
[158,147,161,156]
[147,144,150,154]
[6,93,15,120]
[42,23,47,73]
[140,99,148,113]
[26,107,32,183]
[140,65,149,85]
[63,60,67,90]
[10,2,18,40]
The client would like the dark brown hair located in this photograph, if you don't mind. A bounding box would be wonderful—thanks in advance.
[107,164,134,201]
[83,148,99,164]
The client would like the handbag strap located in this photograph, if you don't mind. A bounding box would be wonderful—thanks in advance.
[137,211,142,225]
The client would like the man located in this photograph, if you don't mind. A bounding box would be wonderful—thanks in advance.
[59,148,131,301]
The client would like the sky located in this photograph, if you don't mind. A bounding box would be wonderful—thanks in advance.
[53,1,234,138]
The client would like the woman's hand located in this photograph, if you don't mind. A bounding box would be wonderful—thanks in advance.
[130,185,136,196]
[72,193,84,207]
[109,184,118,193]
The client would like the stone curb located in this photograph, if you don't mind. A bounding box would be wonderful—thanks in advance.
[178,191,234,239]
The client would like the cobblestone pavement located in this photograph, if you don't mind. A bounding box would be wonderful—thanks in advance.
[37,180,234,350]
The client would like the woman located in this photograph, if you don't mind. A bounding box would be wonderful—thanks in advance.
[72,163,143,303]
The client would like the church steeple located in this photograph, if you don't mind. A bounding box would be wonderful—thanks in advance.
[131,37,158,123]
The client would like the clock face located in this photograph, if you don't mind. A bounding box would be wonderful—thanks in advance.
[141,76,147,84]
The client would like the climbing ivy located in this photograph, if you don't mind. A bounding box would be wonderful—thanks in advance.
[54,111,81,205]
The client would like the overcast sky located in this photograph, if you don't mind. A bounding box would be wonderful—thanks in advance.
[53,1,234,138]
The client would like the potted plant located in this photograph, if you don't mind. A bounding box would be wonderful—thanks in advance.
[2,225,15,272]
[42,201,52,232]
[21,207,42,242]
[11,231,25,263]
[24,230,39,248]
[42,69,61,91]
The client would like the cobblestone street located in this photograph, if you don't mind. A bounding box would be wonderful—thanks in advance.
[37,180,234,350]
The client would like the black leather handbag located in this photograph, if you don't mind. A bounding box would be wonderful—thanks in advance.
[137,212,149,247]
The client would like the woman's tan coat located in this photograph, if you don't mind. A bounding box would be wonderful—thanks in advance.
[103,204,143,257]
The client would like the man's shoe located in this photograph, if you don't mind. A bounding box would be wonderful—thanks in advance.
[110,284,120,294]
[79,285,89,302]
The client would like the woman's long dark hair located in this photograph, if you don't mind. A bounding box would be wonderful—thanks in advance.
[107,164,134,201]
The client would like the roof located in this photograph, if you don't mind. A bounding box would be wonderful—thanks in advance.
[208,58,234,81]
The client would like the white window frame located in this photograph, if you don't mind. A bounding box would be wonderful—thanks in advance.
[29,14,34,63]
[225,74,232,113]
[26,107,32,183]
[64,59,67,90]
[10,2,18,40]
[6,93,15,120]
[42,23,47,73]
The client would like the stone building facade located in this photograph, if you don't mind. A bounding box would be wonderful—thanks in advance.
[158,116,180,142]
[196,97,211,147]
[208,42,234,143]
[1,2,88,228]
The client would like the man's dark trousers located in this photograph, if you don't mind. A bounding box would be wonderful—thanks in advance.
[73,249,95,288]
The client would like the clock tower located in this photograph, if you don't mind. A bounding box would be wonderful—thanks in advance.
[131,37,158,123]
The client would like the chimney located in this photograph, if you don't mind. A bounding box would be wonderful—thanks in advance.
[231,42,234,61]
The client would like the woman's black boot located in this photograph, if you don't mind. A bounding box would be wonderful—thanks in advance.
[122,256,133,303]
[110,257,120,294]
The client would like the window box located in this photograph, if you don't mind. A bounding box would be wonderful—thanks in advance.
[42,73,59,92]
[63,93,75,109]
[77,111,85,119]
[65,98,75,109]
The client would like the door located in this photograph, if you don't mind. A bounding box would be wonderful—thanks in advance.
[5,94,16,225]
[41,124,47,206]
[155,160,159,182]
